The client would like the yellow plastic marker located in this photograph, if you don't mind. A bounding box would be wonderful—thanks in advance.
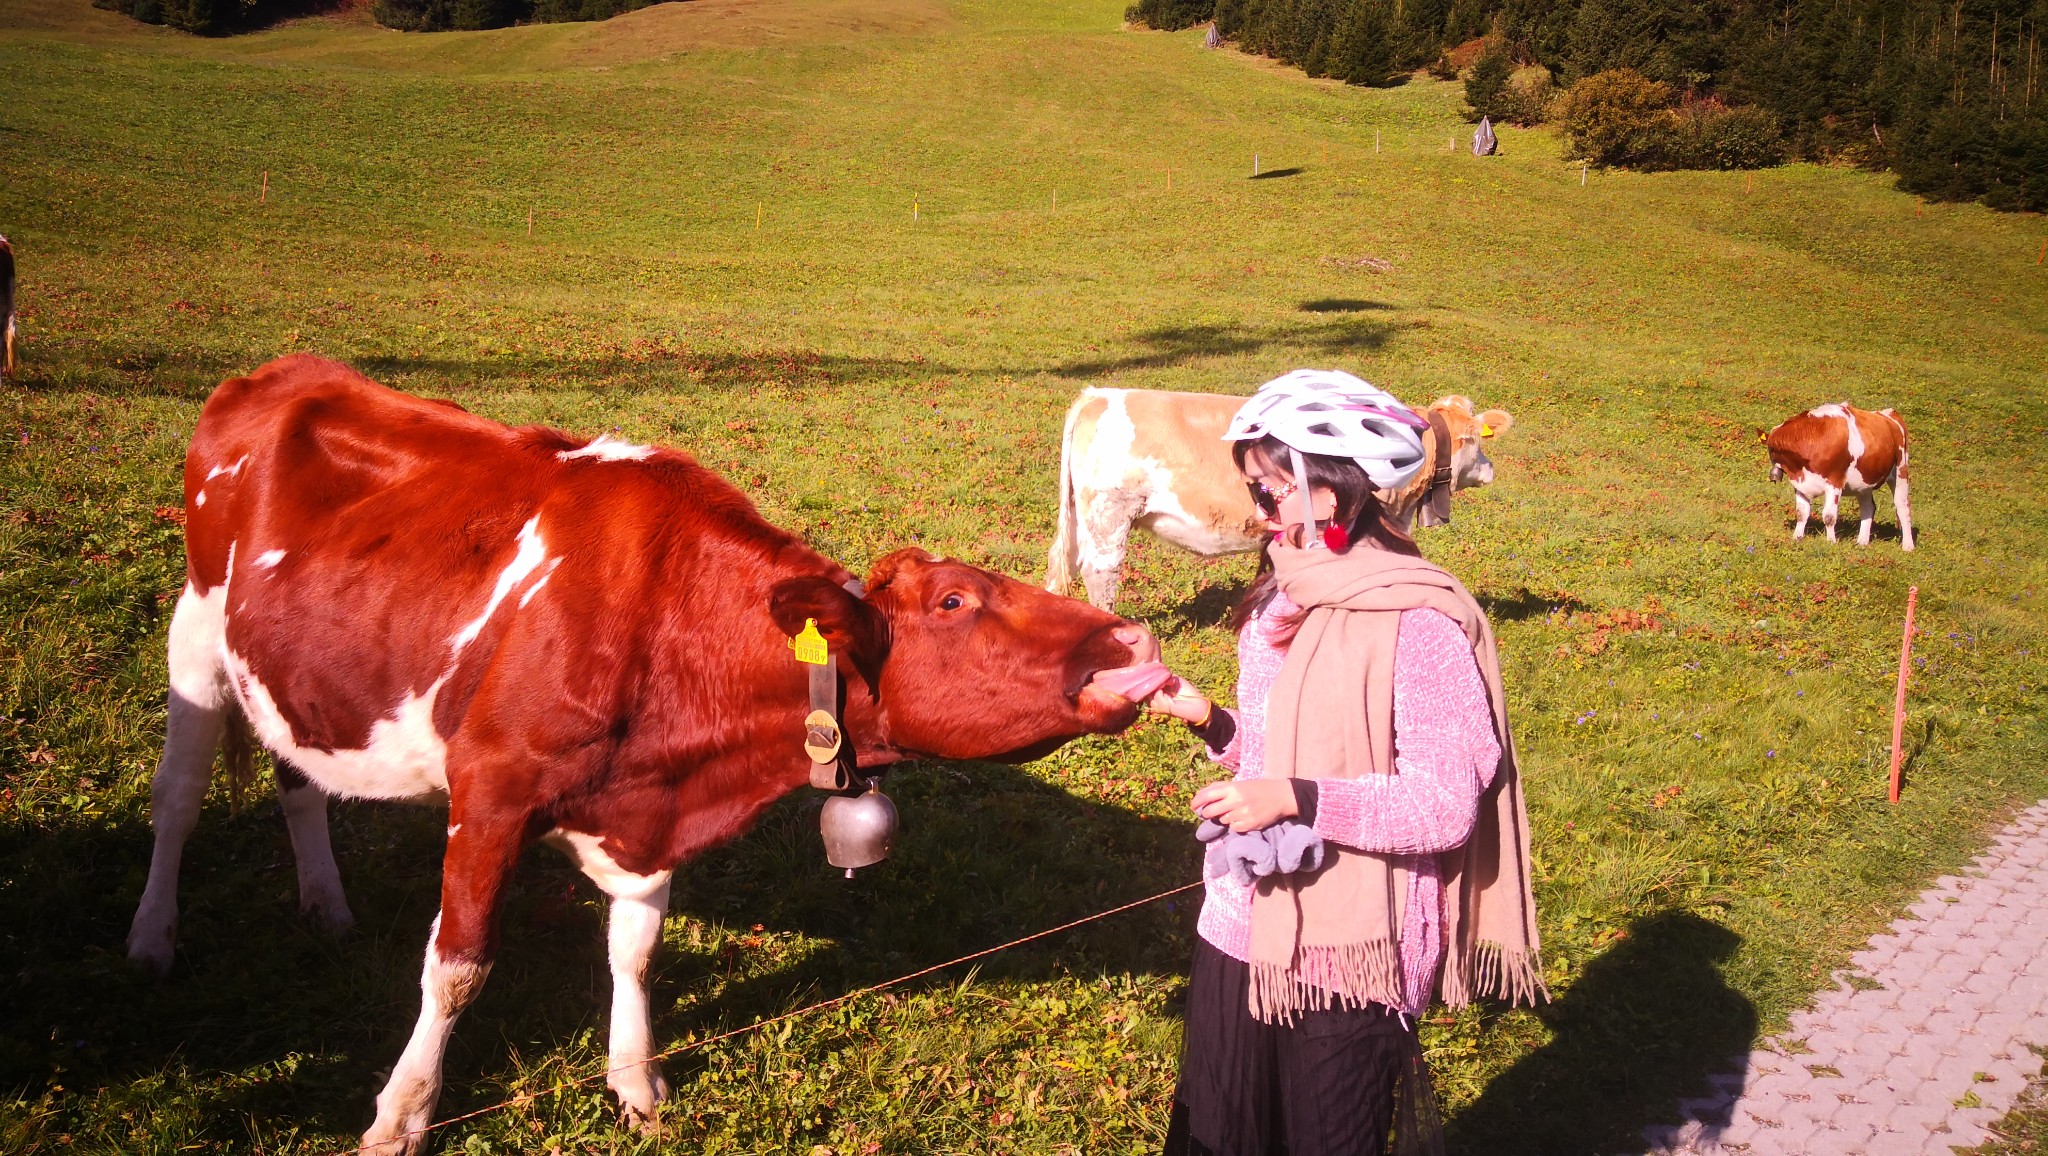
[791,618,829,665]
[1480,424,1495,438]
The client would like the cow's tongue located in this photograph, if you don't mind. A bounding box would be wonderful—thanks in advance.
[1084,661,1174,703]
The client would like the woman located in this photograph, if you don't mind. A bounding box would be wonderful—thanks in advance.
[1144,370,1544,1156]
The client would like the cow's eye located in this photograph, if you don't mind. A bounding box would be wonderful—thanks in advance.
[939,593,965,612]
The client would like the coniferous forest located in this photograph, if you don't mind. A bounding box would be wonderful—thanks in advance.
[1127,0,2048,211]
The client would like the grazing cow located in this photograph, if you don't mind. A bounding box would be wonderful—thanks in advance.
[125,356,1158,1154]
[1,234,14,384]
[1763,403,1914,550]
[1045,388,1514,609]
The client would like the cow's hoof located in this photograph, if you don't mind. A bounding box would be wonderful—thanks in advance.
[359,1117,430,1156]
[610,1065,668,1136]
[126,932,175,977]
[301,896,357,935]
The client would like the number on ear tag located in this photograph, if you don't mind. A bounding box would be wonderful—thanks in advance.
[791,618,829,666]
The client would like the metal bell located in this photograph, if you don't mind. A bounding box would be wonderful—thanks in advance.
[819,778,896,878]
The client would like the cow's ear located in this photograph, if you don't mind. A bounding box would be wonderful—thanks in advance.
[770,577,889,687]
[1477,409,1513,437]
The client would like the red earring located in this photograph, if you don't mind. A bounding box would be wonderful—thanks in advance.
[1322,522,1351,552]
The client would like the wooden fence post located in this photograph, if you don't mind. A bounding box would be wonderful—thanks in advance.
[1889,586,1919,803]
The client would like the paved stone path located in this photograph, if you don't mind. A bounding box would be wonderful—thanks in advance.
[1643,800,2048,1155]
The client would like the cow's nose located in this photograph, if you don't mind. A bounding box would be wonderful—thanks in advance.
[1112,623,1161,665]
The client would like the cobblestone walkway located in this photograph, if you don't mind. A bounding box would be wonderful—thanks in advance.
[1644,800,2048,1155]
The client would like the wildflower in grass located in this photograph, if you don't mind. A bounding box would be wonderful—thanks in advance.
[1692,732,1702,740]
[1766,750,1776,758]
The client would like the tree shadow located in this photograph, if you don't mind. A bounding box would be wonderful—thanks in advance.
[1055,316,1415,378]
[1299,298,1395,313]
[0,756,1198,1144]
[1444,911,1757,1155]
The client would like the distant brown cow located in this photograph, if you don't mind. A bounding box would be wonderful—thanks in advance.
[126,356,1159,1153]
[1763,403,1914,550]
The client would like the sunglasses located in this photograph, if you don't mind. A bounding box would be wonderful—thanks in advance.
[1247,476,1300,515]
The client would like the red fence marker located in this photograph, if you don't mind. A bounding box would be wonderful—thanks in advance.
[1889,585,1919,803]
[260,170,268,204]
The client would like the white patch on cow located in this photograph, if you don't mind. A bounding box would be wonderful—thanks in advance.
[194,490,207,508]
[205,455,248,482]
[446,823,460,838]
[518,556,562,609]
[558,436,654,462]
[542,828,675,1125]
[364,914,492,1154]
[449,517,547,652]
[252,549,286,571]
[224,647,450,801]
[1808,403,1848,420]
[167,581,230,708]
[1844,410,1866,460]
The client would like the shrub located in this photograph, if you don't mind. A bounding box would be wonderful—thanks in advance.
[1563,73,1785,170]
[1125,0,1215,32]
[1560,68,1678,166]
[91,0,314,34]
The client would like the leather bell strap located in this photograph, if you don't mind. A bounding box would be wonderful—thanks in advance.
[800,577,867,793]
[1420,409,1454,529]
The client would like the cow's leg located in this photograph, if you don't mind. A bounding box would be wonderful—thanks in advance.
[1076,488,1141,611]
[1820,489,1841,542]
[1894,473,1915,552]
[362,816,526,1156]
[127,583,229,974]
[1791,492,1812,540]
[275,760,354,933]
[548,830,673,1130]
[1855,490,1877,547]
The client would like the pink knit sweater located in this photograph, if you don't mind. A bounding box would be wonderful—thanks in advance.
[1194,590,1502,1018]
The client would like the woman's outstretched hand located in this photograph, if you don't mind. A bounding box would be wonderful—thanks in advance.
[1192,778,1300,834]
[1145,676,1213,724]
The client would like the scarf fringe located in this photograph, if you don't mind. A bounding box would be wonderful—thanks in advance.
[1248,939,1405,1025]
[1440,940,1547,1010]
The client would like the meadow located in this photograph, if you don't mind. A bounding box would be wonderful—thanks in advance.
[1,0,2045,1151]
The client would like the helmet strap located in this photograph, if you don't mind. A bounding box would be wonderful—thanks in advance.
[1289,446,1321,550]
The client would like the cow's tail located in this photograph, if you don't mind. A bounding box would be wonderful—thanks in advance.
[220,702,258,815]
[1045,395,1085,596]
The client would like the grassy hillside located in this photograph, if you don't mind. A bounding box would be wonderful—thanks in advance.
[2,0,2045,1151]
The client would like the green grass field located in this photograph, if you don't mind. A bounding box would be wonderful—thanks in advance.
[2,0,2046,1151]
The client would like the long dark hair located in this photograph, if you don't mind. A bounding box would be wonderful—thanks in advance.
[1227,435,1420,639]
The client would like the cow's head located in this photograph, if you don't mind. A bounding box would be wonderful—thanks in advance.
[1428,396,1514,489]
[770,549,1154,764]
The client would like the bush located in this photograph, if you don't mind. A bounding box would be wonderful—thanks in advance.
[1126,0,1215,32]
[92,0,315,35]
[1680,102,1785,169]
[1560,68,1678,166]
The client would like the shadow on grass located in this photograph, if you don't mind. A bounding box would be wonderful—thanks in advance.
[1056,316,1414,378]
[1298,298,1394,313]
[1445,911,1756,1155]
[1148,574,1254,634]
[12,342,944,401]
[1478,588,1596,622]
[0,758,1195,1143]
[1249,168,1304,180]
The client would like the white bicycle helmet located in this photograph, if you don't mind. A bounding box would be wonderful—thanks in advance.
[1223,369,1429,491]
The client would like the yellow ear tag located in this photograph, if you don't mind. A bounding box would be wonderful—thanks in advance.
[791,618,829,666]
[1480,424,1496,438]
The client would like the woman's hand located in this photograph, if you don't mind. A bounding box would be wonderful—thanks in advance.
[1145,676,1213,724]
[1192,778,1300,834]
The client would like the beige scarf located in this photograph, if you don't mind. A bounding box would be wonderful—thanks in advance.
[1248,542,1545,1022]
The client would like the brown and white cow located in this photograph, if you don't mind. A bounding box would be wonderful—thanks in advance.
[1763,403,1914,551]
[1044,387,1514,608]
[1,234,15,384]
[126,356,1158,1154]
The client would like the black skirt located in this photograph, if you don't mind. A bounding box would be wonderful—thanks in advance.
[1163,940,1444,1156]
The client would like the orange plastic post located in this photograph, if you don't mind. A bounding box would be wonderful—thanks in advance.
[1889,586,1919,803]
[260,170,268,204]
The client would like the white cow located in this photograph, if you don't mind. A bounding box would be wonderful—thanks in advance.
[1046,388,1513,609]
